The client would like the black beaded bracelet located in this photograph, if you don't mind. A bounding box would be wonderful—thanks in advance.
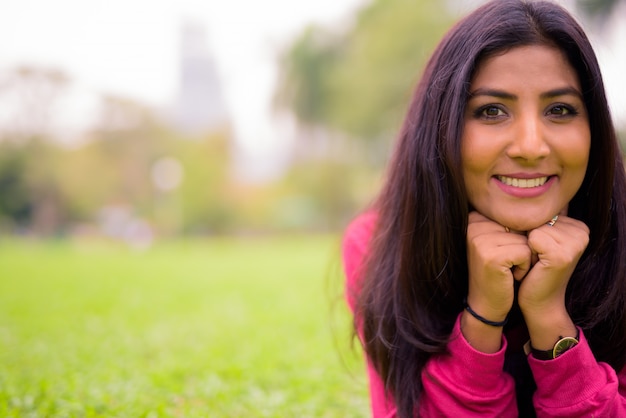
[464,300,508,327]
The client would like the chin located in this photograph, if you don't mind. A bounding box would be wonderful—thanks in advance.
[503,215,554,232]
[508,221,545,232]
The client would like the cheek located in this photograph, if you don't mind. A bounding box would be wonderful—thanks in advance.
[566,153,589,194]
[460,119,502,160]
[460,134,495,179]
[559,131,590,180]
[460,140,490,203]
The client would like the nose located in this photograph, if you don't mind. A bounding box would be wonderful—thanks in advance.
[506,113,550,161]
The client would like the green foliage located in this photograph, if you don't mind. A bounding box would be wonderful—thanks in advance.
[0,139,71,234]
[0,143,32,228]
[276,0,455,142]
[275,26,341,128]
[276,158,382,231]
[0,93,241,236]
[0,112,369,235]
[327,1,454,141]
[576,0,623,20]
[272,0,457,225]
[0,236,368,417]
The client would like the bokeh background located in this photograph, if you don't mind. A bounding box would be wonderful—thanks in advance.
[1,0,624,416]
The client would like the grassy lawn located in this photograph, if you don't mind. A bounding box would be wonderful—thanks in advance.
[0,235,369,417]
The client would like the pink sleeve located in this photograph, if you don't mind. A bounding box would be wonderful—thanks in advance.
[529,329,626,417]
[419,314,517,416]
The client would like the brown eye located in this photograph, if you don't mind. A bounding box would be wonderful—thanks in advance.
[484,106,501,116]
[547,104,579,118]
[550,106,569,115]
[478,105,506,119]
[471,104,507,120]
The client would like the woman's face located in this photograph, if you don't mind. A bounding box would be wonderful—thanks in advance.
[461,45,590,232]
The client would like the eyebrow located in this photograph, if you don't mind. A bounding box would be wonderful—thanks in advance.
[468,86,583,100]
[540,87,583,100]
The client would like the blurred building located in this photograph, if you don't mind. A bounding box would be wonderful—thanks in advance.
[175,22,229,134]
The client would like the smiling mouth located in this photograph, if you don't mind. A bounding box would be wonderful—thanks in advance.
[496,175,549,188]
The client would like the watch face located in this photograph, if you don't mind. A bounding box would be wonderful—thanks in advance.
[553,337,579,358]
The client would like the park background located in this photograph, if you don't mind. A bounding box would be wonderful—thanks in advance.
[1,0,625,416]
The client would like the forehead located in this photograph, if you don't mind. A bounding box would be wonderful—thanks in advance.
[470,45,581,91]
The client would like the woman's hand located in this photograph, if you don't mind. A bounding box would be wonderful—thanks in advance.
[464,212,589,352]
[517,215,589,345]
[466,211,532,323]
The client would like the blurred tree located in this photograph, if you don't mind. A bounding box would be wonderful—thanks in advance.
[576,0,623,21]
[0,139,71,235]
[275,0,455,144]
[0,144,32,230]
[274,26,340,130]
[175,130,236,234]
[274,0,456,227]
[325,1,454,142]
[57,95,239,236]
[0,81,245,237]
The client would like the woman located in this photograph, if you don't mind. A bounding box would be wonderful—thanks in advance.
[342,0,626,416]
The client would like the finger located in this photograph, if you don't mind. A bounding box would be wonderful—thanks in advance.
[539,214,589,233]
[479,243,532,274]
[506,245,533,280]
[468,229,528,254]
[526,229,559,260]
[527,223,589,273]
[512,256,531,281]
[531,252,539,266]
[530,216,590,247]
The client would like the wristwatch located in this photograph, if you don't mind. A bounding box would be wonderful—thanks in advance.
[524,330,580,360]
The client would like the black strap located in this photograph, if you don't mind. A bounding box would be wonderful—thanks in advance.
[464,299,508,327]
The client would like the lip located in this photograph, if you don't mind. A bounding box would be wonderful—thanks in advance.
[493,174,556,198]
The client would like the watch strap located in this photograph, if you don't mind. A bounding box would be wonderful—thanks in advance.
[530,345,556,360]
[524,330,580,360]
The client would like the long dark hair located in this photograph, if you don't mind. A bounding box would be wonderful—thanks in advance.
[356,0,626,416]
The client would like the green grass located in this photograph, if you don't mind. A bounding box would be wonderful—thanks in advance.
[0,235,368,417]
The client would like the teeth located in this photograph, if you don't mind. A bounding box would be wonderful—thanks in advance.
[497,175,548,188]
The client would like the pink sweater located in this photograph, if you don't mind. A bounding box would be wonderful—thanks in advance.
[342,212,626,417]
